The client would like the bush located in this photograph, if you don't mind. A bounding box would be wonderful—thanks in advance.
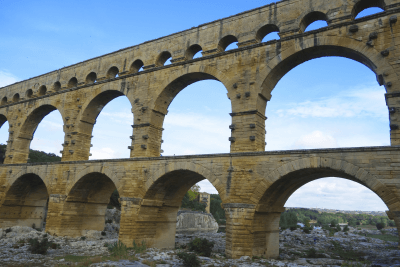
[28,237,58,254]
[303,227,311,234]
[105,219,113,224]
[107,241,128,257]
[376,222,386,230]
[290,226,297,231]
[343,225,349,232]
[177,252,201,267]
[80,236,86,241]
[132,240,147,253]
[101,231,106,236]
[5,228,11,233]
[336,225,341,232]
[188,238,214,257]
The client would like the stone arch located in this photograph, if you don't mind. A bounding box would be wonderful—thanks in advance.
[251,157,399,211]
[106,66,120,79]
[126,165,225,248]
[67,77,78,88]
[130,59,144,73]
[74,85,134,160]
[255,24,280,42]
[12,104,64,163]
[85,71,97,84]
[299,11,329,32]
[351,0,386,19]
[0,173,49,228]
[152,64,233,115]
[185,44,203,60]
[38,85,47,96]
[156,51,172,67]
[217,35,238,52]
[1,97,7,105]
[58,171,119,237]
[256,36,396,114]
[12,93,20,102]
[26,89,33,98]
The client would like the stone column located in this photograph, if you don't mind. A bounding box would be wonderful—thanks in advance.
[229,111,266,153]
[386,93,400,146]
[119,198,179,249]
[45,194,67,235]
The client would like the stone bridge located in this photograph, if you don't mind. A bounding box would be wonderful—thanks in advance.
[0,0,400,259]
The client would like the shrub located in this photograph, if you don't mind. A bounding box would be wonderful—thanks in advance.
[303,227,311,234]
[28,237,51,254]
[343,225,349,232]
[105,219,112,224]
[108,241,128,257]
[101,231,106,236]
[376,222,385,230]
[177,252,201,267]
[336,225,341,232]
[5,228,11,233]
[80,236,86,241]
[188,238,214,257]
[132,240,147,254]
[290,226,297,231]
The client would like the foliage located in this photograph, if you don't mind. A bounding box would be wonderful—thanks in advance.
[188,237,215,257]
[376,222,386,230]
[330,241,366,261]
[303,227,311,234]
[181,192,206,212]
[361,233,399,242]
[330,220,337,228]
[280,211,298,229]
[303,219,311,228]
[107,189,121,210]
[210,194,225,224]
[28,237,59,254]
[343,225,350,232]
[132,240,147,253]
[188,184,201,200]
[305,248,325,258]
[177,252,201,267]
[5,228,11,233]
[107,241,128,258]
[336,225,342,232]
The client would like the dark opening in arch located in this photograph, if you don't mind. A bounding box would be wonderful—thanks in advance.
[26,89,33,98]
[218,35,238,52]
[67,77,78,88]
[0,114,8,164]
[86,72,97,84]
[186,44,203,60]
[300,11,329,32]
[106,66,119,79]
[38,85,47,96]
[156,51,172,67]
[1,97,7,105]
[256,24,280,43]
[53,81,61,91]
[130,59,144,73]
[353,0,385,19]
[13,93,20,102]
[0,174,48,229]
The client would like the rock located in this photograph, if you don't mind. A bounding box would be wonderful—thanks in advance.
[176,211,219,234]
[84,230,102,239]
[105,208,121,224]
[239,256,251,261]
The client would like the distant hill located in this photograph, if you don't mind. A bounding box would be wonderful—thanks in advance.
[0,144,61,163]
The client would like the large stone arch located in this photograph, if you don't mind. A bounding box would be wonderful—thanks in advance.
[255,36,396,113]
[251,157,400,211]
[54,170,119,237]
[72,83,135,161]
[0,172,49,228]
[7,103,64,164]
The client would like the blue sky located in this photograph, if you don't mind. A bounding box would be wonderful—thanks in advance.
[0,1,390,211]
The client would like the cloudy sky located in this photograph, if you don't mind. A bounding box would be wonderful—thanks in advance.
[0,1,389,211]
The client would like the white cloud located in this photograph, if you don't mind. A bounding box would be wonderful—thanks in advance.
[285,178,388,211]
[0,70,19,87]
[275,87,387,120]
[90,147,119,160]
[293,130,338,149]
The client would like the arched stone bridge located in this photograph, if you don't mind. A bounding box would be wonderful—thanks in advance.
[0,0,400,259]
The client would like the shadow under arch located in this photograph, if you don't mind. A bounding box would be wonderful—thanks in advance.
[54,172,118,237]
[0,173,49,228]
[257,39,390,113]
[299,11,329,32]
[0,114,8,163]
[119,167,225,249]
[247,157,400,258]
[75,89,133,160]
[13,104,63,163]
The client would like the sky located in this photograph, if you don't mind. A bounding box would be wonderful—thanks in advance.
[0,1,390,211]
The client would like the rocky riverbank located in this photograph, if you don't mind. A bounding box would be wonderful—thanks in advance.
[0,223,399,266]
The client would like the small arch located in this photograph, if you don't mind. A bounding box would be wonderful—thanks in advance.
[352,0,385,19]
[12,93,20,102]
[85,72,97,84]
[256,24,280,43]
[300,11,329,32]
[0,173,49,228]
[38,85,47,96]
[217,35,238,52]
[185,44,203,60]
[1,97,7,105]
[53,81,61,91]
[67,77,78,88]
[106,66,119,79]
[156,51,172,67]
[130,59,144,73]
[26,89,33,98]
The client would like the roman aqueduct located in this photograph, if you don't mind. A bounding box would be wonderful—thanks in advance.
[0,0,400,258]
